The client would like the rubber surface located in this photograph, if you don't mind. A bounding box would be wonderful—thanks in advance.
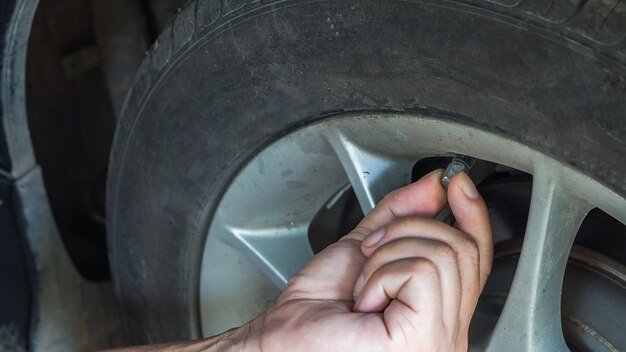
[0,0,39,349]
[108,0,626,343]
[0,0,38,177]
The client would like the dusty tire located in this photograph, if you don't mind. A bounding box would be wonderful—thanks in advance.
[107,0,626,344]
[0,0,40,349]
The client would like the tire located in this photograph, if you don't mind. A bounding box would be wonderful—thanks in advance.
[107,0,626,344]
[0,0,41,349]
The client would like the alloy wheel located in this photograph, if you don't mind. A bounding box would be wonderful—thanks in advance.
[199,113,626,350]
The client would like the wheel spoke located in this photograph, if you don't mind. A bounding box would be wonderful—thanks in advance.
[485,169,593,351]
[217,221,314,289]
[324,129,415,214]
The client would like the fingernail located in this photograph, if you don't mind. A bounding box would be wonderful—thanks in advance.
[363,228,385,247]
[421,168,444,181]
[458,174,479,199]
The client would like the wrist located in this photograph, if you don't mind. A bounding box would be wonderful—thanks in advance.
[101,313,266,352]
[203,312,266,352]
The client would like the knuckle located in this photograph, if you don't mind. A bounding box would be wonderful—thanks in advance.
[365,242,397,276]
[368,246,387,265]
[409,258,438,277]
[381,190,399,207]
[433,241,456,260]
[362,259,378,279]
[460,241,480,268]
[390,215,423,229]
[459,236,480,260]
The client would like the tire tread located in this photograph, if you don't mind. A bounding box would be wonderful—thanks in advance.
[124,0,625,120]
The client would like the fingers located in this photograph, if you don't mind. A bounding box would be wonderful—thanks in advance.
[359,218,480,292]
[355,172,493,348]
[360,172,492,289]
[341,169,447,242]
[447,172,493,286]
[353,258,454,349]
[355,218,479,334]
[353,237,462,333]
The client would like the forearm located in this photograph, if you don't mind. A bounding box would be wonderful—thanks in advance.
[103,315,264,352]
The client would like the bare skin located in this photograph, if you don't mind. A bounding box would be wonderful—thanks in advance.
[107,170,493,352]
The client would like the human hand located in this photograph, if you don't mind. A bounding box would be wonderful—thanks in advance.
[108,170,493,352]
[258,170,493,351]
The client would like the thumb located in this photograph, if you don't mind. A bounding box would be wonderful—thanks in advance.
[447,172,493,287]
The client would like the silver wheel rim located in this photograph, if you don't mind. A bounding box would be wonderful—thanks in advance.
[199,113,626,350]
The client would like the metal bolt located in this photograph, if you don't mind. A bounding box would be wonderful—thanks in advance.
[436,154,477,225]
[441,155,476,189]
